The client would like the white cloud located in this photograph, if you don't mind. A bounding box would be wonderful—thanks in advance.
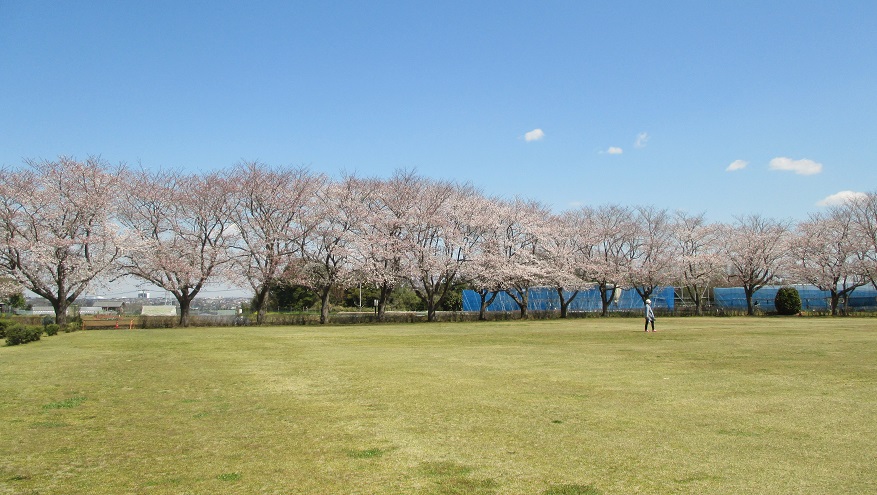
[607,147,623,155]
[524,128,545,142]
[726,159,749,172]
[769,157,823,175]
[634,132,650,148]
[817,190,868,207]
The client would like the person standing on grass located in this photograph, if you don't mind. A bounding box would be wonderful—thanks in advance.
[644,299,655,332]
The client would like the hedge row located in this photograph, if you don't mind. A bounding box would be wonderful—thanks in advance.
[1,319,75,346]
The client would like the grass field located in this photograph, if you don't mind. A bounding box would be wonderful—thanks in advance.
[1,317,876,494]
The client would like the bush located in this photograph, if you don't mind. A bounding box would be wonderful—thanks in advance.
[62,322,82,333]
[5,324,43,346]
[45,324,60,336]
[136,316,177,329]
[775,286,802,315]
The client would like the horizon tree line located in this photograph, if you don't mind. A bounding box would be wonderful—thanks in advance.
[1,156,876,325]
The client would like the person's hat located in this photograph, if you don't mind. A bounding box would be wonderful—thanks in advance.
[646,299,651,304]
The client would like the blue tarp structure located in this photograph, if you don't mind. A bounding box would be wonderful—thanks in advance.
[463,284,877,313]
[713,285,877,311]
[462,287,674,313]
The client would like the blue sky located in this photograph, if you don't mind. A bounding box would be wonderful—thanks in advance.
[2,0,876,225]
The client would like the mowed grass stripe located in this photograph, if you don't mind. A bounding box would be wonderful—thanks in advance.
[1,317,875,494]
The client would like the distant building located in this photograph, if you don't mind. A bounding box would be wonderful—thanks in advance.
[138,290,150,299]
[98,301,125,314]
[141,305,177,317]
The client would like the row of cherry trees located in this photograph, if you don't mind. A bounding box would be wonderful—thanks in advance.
[1,157,876,325]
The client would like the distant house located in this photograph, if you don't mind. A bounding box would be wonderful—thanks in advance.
[98,301,125,314]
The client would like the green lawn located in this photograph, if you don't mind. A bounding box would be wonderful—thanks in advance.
[1,318,876,494]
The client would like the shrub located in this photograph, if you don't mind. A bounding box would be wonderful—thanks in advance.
[45,324,60,336]
[0,319,10,339]
[62,322,82,333]
[5,324,43,346]
[137,316,177,329]
[775,286,802,315]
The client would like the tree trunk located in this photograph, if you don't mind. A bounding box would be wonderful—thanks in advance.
[830,291,840,316]
[377,282,392,322]
[692,285,703,316]
[319,285,331,324]
[426,298,437,322]
[431,277,455,322]
[50,297,70,326]
[478,290,499,321]
[178,296,192,327]
[412,285,436,322]
[744,286,755,316]
[519,292,528,318]
[169,287,203,327]
[420,274,455,323]
[600,284,611,317]
[557,288,579,319]
[505,288,529,319]
[253,285,270,324]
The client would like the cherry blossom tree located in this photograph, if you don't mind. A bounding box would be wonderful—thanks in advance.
[297,176,365,324]
[0,157,125,325]
[670,211,723,315]
[722,215,791,315]
[352,172,418,321]
[117,169,238,326]
[459,196,511,320]
[625,206,676,304]
[788,209,869,315]
[400,177,479,322]
[228,161,324,324]
[541,211,594,318]
[575,204,637,316]
[461,240,505,320]
[494,198,552,319]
